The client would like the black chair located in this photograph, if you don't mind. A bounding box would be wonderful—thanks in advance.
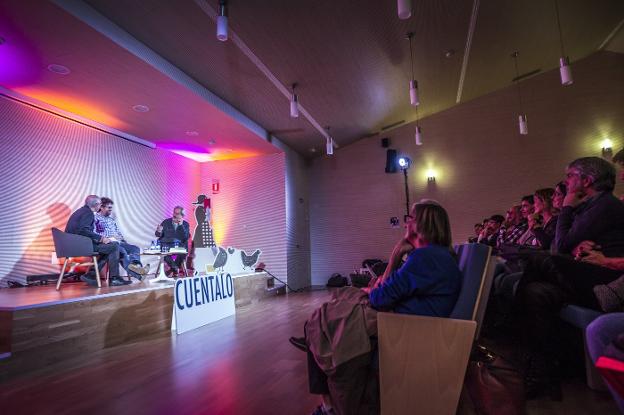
[52,227,102,290]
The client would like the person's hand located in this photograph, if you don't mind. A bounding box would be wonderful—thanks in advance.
[394,238,414,257]
[156,224,163,232]
[580,250,609,267]
[563,192,585,208]
[101,237,111,244]
[573,240,599,259]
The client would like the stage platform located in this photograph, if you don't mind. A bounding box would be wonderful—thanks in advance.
[0,271,281,381]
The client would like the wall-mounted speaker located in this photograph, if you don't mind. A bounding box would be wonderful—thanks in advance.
[385,149,397,173]
[381,138,390,148]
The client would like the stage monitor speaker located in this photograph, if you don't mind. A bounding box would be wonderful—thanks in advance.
[381,138,390,148]
[385,149,397,173]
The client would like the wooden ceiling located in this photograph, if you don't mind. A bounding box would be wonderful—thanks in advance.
[3,0,624,158]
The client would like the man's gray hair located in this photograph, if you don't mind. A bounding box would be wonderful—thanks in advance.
[85,195,101,208]
[173,205,185,216]
[568,157,616,192]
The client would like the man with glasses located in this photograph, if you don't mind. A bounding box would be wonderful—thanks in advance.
[65,195,130,286]
[95,197,149,281]
[155,206,190,277]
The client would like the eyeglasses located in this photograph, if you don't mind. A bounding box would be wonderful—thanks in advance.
[404,214,414,223]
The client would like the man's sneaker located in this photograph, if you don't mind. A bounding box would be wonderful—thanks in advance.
[110,277,132,286]
[129,263,150,275]
[80,274,99,287]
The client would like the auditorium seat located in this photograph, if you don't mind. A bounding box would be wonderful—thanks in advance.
[377,243,494,415]
[559,304,607,390]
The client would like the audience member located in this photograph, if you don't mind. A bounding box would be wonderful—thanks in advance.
[468,223,483,243]
[613,148,624,201]
[303,201,462,415]
[516,157,624,399]
[155,206,190,277]
[478,214,504,247]
[516,195,536,245]
[497,205,526,247]
[96,197,149,280]
[65,195,130,286]
[529,188,557,249]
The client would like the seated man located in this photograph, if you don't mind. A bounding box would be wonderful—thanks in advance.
[516,157,624,398]
[65,195,131,286]
[95,197,149,281]
[155,206,190,277]
[497,204,526,248]
[477,214,504,248]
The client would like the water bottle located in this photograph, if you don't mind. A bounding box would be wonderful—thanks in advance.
[150,240,155,250]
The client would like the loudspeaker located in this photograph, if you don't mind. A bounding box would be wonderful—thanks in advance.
[385,149,397,173]
[381,138,390,148]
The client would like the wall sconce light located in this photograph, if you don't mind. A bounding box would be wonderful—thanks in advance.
[602,138,613,158]
[426,169,436,182]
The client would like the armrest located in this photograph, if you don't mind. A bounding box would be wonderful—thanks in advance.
[377,312,476,415]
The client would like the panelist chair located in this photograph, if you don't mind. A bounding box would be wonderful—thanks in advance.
[377,243,495,415]
[52,228,102,290]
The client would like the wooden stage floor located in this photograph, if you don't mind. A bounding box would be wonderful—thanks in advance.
[0,289,619,415]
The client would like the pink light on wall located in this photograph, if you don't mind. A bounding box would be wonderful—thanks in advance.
[0,16,42,87]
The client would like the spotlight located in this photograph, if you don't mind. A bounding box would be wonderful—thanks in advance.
[426,169,436,182]
[398,156,411,170]
[217,0,228,42]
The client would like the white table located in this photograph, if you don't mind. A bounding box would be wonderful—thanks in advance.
[142,250,189,283]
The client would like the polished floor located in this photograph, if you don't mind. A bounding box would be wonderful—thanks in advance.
[0,289,619,415]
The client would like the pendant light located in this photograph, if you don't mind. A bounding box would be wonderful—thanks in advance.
[216,0,228,42]
[511,52,528,135]
[290,83,299,118]
[415,105,423,146]
[406,33,419,106]
[397,0,412,20]
[554,0,573,85]
[325,126,334,156]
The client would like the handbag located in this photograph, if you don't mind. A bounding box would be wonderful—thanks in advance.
[464,344,525,415]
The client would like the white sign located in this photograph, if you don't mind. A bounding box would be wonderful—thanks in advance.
[194,246,262,276]
[171,273,236,334]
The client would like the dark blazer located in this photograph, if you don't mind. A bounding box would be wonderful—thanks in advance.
[555,191,624,257]
[65,205,102,245]
[155,218,190,245]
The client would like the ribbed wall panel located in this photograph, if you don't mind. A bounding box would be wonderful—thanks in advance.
[309,52,624,285]
[0,95,200,286]
[200,154,288,283]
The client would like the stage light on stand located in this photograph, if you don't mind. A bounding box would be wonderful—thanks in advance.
[290,83,299,118]
[398,156,411,170]
[217,0,228,41]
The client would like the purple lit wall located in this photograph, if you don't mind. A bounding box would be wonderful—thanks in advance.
[200,154,288,284]
[0,95,200,286]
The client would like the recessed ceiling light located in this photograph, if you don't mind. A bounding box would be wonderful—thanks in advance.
[444,49,455,58]
[132,104,150,113]
[185,131,199,136]
[47,64,70,75]
[310,147,317,153]
[208,138,216,145]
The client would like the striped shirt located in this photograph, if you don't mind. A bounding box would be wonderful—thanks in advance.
[95,213,124,240]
